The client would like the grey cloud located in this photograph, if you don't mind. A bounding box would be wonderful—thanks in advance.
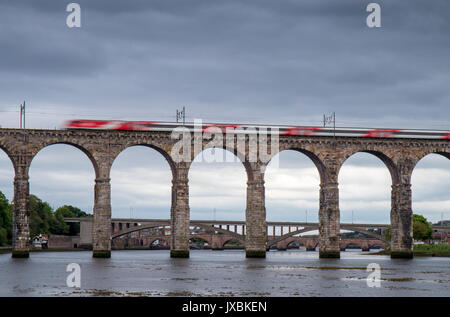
[1,1,450,223]
[1,0,449,128]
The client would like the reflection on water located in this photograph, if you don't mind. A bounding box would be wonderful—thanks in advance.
[0,250,448,296]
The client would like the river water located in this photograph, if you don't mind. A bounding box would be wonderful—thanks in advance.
[0,249,448,296]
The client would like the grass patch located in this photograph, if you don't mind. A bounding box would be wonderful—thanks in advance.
[371,244,450,257]
[413,244,450,257]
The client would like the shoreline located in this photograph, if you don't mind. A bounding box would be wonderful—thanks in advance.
[2,247,449,257]
[371,248,450,257]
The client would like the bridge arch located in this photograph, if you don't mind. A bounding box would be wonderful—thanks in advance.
[340,226,389,243]
[338,150,399,185]
[0,146,14,247]
[0,145,14,185]
[341,241,363,250]
[29,142,99,178]
[149,237,171,247]
[190,236,212,247]
[189,148,248,220]
[28,144,97,214]
[265,149,323,225]
[110,145,174,219]
[111,143,176,179]
[190,145,253,181]
[0,143,16,174]
[111,223,169,239]
[414,150,450,166]
[221,238,245,249]
[266,226,318,248]
[267,147,329,184]
[411,152,450,223]
[338,152,394,225]
[369,242,386,249]
[286,240,305,249]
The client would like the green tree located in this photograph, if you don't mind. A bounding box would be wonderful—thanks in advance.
[413,214,433,241]
[1,191,91,240]
[29,195,54,237]
[0,191,13,246]
[54,205,90,235]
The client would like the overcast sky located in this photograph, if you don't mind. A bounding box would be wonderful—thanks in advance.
[0,0,449,224]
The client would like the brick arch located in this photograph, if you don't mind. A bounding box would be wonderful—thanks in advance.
[29,141,100,178]
[110,143,176,179]
[341,241,362,249]
[149,237,171,247]
[266,147,329,184]
[369,242,387,249]
[221,238,245,249]
[286,240,305,248]
[189,236,212,246]
[338,149,399,185]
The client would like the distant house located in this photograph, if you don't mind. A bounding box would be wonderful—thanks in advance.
[32,234,48,249]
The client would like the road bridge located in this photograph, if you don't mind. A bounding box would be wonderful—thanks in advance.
[65,217,449,251]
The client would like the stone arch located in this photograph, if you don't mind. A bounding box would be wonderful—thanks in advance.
[411,150,450,172]
[29,142,99,178]
[266,148,329,184]
[188,147,249,220]
[110,144,175,221]
[190,145,253,182]
[411,150,450,220]
[111,143,176,179]
[338,149,399,185]
[0,143,17,174]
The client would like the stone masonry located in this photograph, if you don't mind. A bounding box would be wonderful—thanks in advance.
[0,128,449,259]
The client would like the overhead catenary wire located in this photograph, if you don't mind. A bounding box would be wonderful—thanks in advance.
[0,104,449,130]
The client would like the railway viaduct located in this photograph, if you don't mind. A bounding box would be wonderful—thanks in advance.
[0,127,449,259]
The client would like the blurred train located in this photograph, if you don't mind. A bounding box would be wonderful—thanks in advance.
[64,119,450,139]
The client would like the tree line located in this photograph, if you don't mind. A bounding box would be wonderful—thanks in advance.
[0,190,91,246]
[0,189,436,247]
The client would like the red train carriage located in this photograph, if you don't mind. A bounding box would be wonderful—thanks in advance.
[64,120,450,139]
